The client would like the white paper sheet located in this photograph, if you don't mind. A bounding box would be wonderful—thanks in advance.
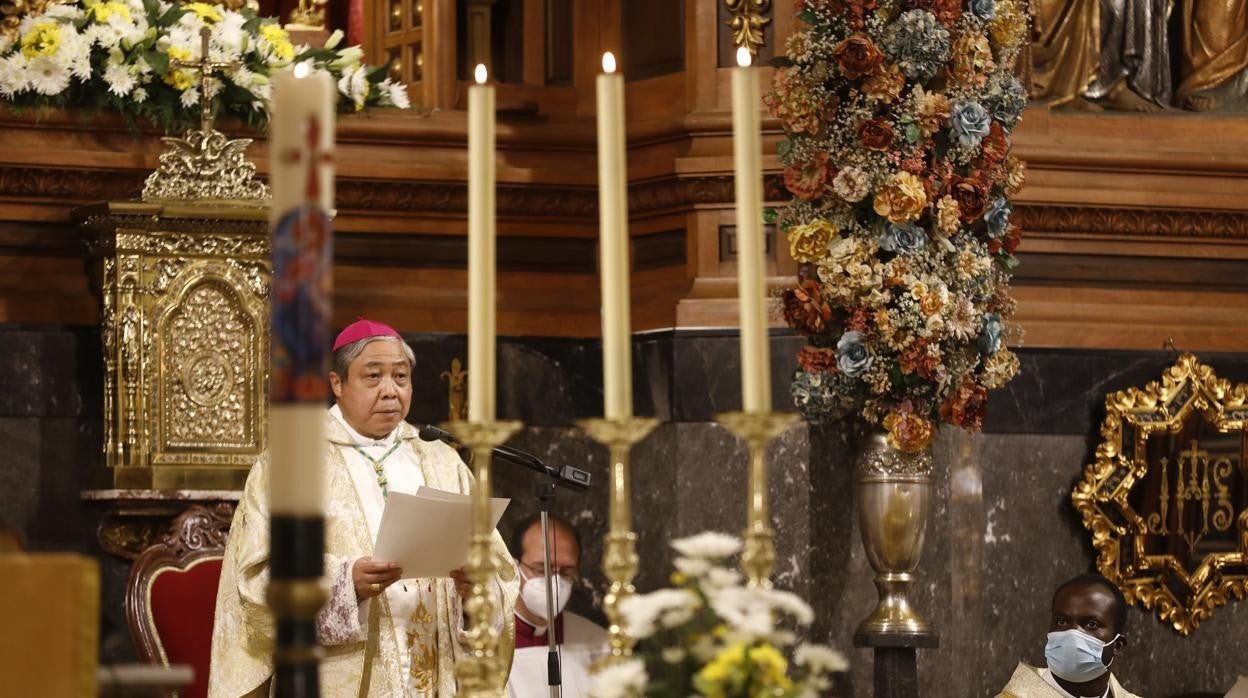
[372,486,509,579]
[1226,676,1248,698]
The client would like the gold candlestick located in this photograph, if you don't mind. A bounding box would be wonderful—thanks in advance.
[577,416,659,659]
[715,411,801,588]
[445,419,522,698]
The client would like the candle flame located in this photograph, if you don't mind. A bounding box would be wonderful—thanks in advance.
[602,52,617,74]
[293,62,310,79]
[736,47,752,68]
[474,64,488,84]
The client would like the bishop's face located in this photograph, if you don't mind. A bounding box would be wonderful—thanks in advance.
[330,340,412,439]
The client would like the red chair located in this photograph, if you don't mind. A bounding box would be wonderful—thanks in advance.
[126,503,234,698]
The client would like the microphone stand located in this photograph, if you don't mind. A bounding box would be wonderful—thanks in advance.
[534,478,562,698]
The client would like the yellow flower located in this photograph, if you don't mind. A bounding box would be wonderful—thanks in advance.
[185,1,223,24]
[950,31,994,86]
[747,644,791,687]
[89,1,132,23]
[883,411,935,453]
[259,24,295,61]
[20,21,61,59]
[935,196,960,236]
[990,0,1028,51]
[982,347,1021,389]
[164,46,194,90]
[1005,156,1027,195]
[872,172,927,223]
[788,219,836,264]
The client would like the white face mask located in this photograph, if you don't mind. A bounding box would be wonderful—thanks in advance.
[520,568,572,622]
[1045,628,1119,682]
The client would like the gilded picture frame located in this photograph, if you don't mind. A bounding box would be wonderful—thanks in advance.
[1073,353,1248,635]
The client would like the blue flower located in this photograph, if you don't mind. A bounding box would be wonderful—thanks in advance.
[791,369,842,422]
[968,0,996,21]
[836,331,874,377]
[982,73,1027,129]
[984,198,1011,237]
[883,10,951,81]
[879,222,928,254]
[978,313,1003,355]
[949,101,991,147]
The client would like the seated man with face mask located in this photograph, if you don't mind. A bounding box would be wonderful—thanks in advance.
[505,513,609,698]
[997,573,1141,698]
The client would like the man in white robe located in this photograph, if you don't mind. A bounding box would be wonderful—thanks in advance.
[210,319,519,697]
[505,514,608,698]
[996,574,1141,698]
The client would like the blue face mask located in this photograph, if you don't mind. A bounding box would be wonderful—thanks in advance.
[1045,629,1118,682]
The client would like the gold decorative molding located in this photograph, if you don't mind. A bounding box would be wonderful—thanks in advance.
[1014,203,1248,239]
[440,357,468,422]
[75,200,270,490]
[287,0,328,29]
[724,0,771,58]
[1073,353,1248,635]
[141,26,268,204]
[0,0,68,44]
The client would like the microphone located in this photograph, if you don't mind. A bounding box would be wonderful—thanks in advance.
[417,424,591,492]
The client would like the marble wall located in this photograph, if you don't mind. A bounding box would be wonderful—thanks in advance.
[3,324,1247,695]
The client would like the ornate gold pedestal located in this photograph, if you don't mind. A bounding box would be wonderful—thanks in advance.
[577,416,660,660]
[444,419,524,698]
[75,200,270,491]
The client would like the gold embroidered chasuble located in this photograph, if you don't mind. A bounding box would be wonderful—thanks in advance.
[996,663,1141,698]
[209,413,519,698]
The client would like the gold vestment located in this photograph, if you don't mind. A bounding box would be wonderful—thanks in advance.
[209,415,519,697]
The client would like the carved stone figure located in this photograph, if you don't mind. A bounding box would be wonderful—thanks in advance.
[1177,0,1248,111]
[1030,0,1172,110]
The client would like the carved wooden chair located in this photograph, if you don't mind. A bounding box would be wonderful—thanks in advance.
[126,503,234,698]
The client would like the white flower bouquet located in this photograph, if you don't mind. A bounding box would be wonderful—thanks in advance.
[0,0,409,132]
[590,532,847,698]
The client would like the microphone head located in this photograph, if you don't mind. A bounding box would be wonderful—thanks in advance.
[418,424,453,442]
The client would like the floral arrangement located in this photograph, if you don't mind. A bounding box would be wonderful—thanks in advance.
[767,0,1028,452]
[0,0,408,132]
[590,533,846,698]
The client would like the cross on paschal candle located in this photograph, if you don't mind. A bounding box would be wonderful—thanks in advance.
[170,26,240,134]
[282,113,334,207]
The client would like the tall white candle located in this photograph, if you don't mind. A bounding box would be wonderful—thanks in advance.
[731,47,771,413]
[468,64,497,422]
[596,52,633,420]
[268,64,335,515]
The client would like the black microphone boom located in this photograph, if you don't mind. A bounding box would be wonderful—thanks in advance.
[417,425,591,492]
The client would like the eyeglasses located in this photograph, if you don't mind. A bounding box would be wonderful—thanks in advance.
[519,559,580,583]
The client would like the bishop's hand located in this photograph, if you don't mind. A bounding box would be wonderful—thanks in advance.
[353,557,402,600]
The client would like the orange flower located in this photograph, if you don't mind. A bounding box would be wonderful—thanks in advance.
[980,121,1009,165]
[857,117,894,150]
[947,173,988,224]
[883,411,935,453]
[863,63,905,104]
[784,152,835,201]
[912,0,962,26]
[797,345,839,374]
[873,172,927,223]
[782,280,834,335]
[939,378,989,430]
[832,33,884,80]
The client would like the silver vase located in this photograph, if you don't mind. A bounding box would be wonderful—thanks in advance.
[854,430,935,638]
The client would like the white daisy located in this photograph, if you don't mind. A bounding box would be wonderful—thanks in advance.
[0,54,29,96]
[795,643,849,673]
[180,85,200,108]
[27,55,71,95]
[670,531,741,560]
[131,86,148,102]
[103,60,136,96]
[381,78,410,109]
[588,659,646,698]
